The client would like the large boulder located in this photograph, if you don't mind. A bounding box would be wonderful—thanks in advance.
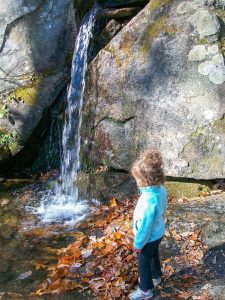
[0,0,76,169]
[81,0,225,180]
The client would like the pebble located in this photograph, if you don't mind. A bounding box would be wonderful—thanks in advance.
[16,271,32,280]
[0,199,10,207]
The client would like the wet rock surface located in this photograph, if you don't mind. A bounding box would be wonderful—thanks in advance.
[0,0,76,169]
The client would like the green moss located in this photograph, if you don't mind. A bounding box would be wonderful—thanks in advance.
[10,80,42,105]
[0,129,18,152]
[181,118,225,175]
[148,0,173,12]
[196,38,211,45]
[213,8,225,22]
[191,126,204,139]
[213,116,225,133]
[8,68,56,105]
[165,181,211,198]
[81,151,93,171]
[203,156,223,173]
[121,101,135,118]
[139,15,178,56]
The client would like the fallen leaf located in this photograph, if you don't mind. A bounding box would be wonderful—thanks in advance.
[109,198,117,207]
[160,291,174,298]
[177,291,193,299]
[114,232,122,240]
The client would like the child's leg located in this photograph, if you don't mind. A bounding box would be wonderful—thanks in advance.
[138,248,154,291]
[138,239,161,291]
[151,244,163,279]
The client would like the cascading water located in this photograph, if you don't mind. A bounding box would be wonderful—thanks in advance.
[37,5,99,223]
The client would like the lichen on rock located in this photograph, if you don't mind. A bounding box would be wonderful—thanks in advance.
[82,0,225,181]
[187,8,220,42]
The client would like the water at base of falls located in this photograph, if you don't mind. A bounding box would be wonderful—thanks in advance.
[37,194,90,224]
[35,5,99,223]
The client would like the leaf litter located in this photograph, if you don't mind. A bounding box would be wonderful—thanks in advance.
[34,195,214,299]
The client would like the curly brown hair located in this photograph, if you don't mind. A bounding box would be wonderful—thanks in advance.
[131,149,165,186]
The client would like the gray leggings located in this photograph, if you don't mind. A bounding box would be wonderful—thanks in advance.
[138,237,163,290]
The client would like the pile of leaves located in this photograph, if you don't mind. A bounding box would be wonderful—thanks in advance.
[34,196,212,299]
[35,198,137,299]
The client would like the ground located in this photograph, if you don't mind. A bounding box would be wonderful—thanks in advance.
[32,189,225,300]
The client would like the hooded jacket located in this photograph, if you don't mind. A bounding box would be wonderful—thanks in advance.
[133,185,167,249]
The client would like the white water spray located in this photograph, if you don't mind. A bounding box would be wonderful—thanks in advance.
[37,5,98,222]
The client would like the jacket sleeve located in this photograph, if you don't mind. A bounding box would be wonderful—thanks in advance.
[133,196,157,249]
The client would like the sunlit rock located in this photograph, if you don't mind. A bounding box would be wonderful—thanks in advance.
[82,0,225,180]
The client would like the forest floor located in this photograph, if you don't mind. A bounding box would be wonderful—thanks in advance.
[1,174,225,300]
[32,189,225,300]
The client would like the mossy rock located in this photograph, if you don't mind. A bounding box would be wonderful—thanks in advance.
[9,78,43,105]
[138,12,178,56]
[165,181,211,198]
[148,0,173,12]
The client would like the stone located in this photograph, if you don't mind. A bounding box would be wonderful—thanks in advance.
[0,0,76,168]
[0,199,10,206]
[210,282,225,300]
[187,8,220,41]
[16,271,32,280]
[198,60,214,75]
[165,181,211,198]
[102,0,149,8]
[208,44,219,54]
[0,223,15,239]
[81,0,225,181]
[97,7,142,19]
[169,194,225,248]
[162,193,225,299]
[77,171,136,202]
[188,45,207,61]
[198,54,225,84]
[208,63,225,84]
[177,0,205,15]
[92,19,122,57]
[1,212,19,228]
[205,0,225,7]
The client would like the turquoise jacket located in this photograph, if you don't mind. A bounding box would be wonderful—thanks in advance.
[133,185,167,249]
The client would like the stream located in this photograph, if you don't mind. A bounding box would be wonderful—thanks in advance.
[0,179,95,300]
[1,4,99,299]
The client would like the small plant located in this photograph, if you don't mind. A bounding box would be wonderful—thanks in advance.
[0,130,17,150]
[0,104,9,119]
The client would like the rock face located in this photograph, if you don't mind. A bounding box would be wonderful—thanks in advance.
[164,193,225,300]
[0,0,76,167]
[81,0,225,180]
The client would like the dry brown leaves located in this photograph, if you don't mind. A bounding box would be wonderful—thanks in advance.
[35,198,138,299]
[35,196,211,299]
[172,230,208,267]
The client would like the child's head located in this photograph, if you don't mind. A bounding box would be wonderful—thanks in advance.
[131,149,165,187]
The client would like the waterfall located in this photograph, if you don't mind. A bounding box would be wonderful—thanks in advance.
[37,5,98,223]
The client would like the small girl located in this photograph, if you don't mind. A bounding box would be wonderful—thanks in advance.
[128,149,167,300]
